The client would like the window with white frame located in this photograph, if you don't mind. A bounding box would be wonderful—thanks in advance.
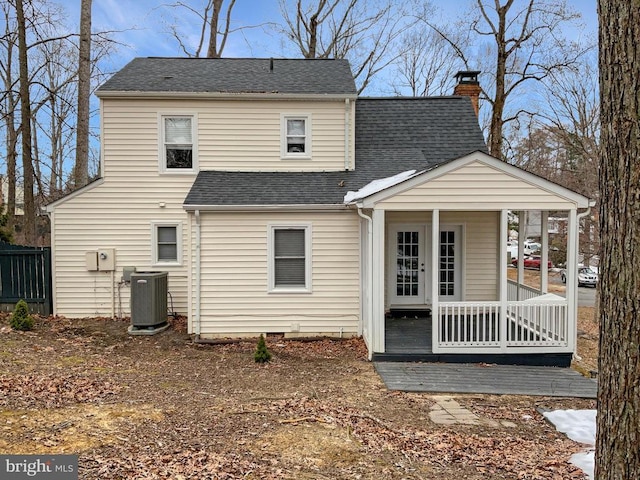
[269,225,311,292]
[281,114,311,158]
[161,115,197,172]
[152,222,182,265]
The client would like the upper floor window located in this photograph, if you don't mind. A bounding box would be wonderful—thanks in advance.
[160,115,197,173]
[281,114,312,159]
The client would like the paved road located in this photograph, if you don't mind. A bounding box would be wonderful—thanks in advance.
[551,284,597,307]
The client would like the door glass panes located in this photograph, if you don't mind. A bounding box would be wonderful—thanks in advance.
[396,231,420,296]
[439,230,455,296]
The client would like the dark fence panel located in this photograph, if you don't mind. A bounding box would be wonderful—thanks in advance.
[0,242,52,315]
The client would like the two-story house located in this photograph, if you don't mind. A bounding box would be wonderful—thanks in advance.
[47,58,593,365]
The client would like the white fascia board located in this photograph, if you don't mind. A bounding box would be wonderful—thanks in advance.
[360,151,593,209]
[45,178,105,212]
[183,203,350,212]
[96,90,358,102]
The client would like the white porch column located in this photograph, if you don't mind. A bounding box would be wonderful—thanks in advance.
[566,209,578,353]
[500,210,508,351]
[371,209,386,353]
[540,210,549,293]
[431,209,440,353]
[517,211,526,300]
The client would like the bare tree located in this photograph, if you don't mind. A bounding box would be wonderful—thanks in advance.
[595,1,640,479]
[278,0,413,93]
[73,0,91,188]
[15,0,36,245]
[162,0,237,58]
[426,0,584,158]
[391,27,461,97]
[0,0,18,229]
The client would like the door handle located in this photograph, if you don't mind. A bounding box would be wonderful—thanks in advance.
[420,263,425,272]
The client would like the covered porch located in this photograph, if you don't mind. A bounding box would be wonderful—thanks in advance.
[355,153,593,365]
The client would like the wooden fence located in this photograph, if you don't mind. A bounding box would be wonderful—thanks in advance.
[0,242,52,315]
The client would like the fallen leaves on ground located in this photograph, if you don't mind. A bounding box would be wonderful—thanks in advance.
[0,315,593,479]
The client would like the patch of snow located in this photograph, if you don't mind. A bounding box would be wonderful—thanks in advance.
[543,409,596,480]
[344,170,417,204]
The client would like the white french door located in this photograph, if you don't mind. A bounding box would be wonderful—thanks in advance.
[388,225,426,305]
[388,224,462,306]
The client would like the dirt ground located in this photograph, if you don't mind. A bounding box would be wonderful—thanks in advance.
[1,312,597,480]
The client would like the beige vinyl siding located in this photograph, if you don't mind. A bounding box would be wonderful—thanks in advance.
[385,211,498,303]
[192,211,360,336]
[50,181,190,318]
[377,161,576,210]
[103,98,348,173]
[441,211,498,301]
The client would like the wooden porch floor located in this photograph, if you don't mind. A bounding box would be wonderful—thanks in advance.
[385,315,433,354]
[376,312,572,366]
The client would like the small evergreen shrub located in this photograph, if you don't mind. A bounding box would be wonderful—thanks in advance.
[254,334,272,363]
[10,299,34,331]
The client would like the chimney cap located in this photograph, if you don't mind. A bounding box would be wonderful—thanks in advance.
[455,70,481,85]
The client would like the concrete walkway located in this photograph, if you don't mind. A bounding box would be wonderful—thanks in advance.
[374,362,597,398]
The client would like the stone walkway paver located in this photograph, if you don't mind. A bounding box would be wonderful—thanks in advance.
[429,395,517,428]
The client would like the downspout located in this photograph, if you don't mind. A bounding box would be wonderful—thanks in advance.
[344,98,351,170]
[195,210,202,336]
[573,204,593,361]
[357,205,373,359]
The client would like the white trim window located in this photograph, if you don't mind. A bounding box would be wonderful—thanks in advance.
[151,221,182,266]
[281,114,312,159]
[268,224,312,292]
[160,115,197,173]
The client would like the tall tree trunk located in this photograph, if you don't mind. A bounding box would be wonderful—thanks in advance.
[595,1,640,479]
[74,0,91,187]
[206,0,220,57]
[488,2,508,158]
[16,0,35,245]
[5,91,17,231]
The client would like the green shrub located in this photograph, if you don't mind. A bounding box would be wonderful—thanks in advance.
[10,299,34,331]
[254,334,272,363]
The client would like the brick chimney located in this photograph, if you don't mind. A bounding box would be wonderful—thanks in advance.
[453,71,481,116]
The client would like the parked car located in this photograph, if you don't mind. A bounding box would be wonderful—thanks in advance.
[561,267,598,287]
[511,255,553,270]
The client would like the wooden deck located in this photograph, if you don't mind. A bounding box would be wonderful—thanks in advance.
[374,362,597,398]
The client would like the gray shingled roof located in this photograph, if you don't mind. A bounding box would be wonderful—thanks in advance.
[97,57,357,96]
[184,96,488,207]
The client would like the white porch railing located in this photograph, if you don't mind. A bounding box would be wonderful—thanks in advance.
[436,299,569,352]
[507,279,542,301]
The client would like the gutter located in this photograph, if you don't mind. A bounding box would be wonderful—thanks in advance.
[97,90,359,102]
[183,204,349,212]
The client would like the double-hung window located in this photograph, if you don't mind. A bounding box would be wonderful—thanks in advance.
[281,114,311,159]
[160,115,197,173]
[152,222,182,266]
[269,225,311,292]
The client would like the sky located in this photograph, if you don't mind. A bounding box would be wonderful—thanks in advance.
[56,0,598,79]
